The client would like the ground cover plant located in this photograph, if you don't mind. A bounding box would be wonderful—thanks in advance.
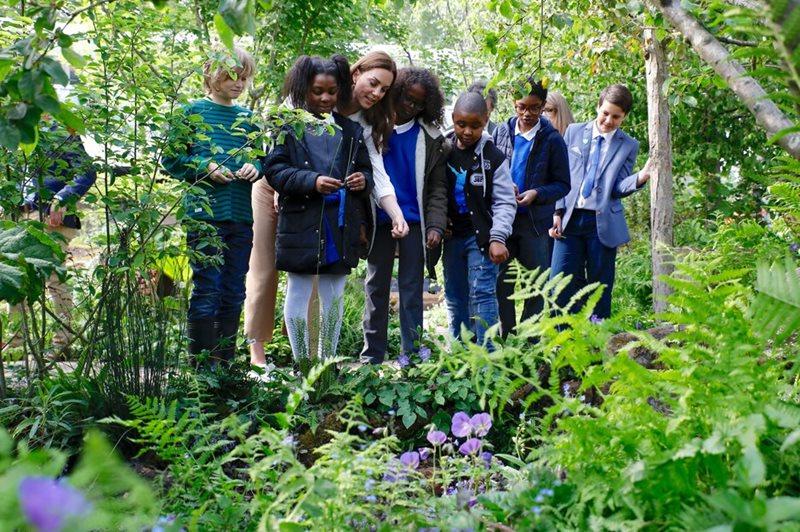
[2,0,800,530]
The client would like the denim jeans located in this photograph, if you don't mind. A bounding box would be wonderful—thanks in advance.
[443,234,499,344]
[187,221,254,321]
[550,209,617,319]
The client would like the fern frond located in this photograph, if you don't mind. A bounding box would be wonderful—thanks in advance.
[750,257,800,346]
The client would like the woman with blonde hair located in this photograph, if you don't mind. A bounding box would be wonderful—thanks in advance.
[543,91,575,136]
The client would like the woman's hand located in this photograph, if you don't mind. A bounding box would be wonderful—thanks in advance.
[516,189,538,206]
[315,176,342,194]
[345,172,366,192]
[549,214,563,239]
[391,216,409,239]
[236,163,260,182]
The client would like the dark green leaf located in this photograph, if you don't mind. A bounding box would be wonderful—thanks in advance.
[214,14,235,50]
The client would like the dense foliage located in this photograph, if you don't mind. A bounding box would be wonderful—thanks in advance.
[1,0,800,530]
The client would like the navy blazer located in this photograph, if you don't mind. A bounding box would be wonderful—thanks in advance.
[556,121,643,248]
[492,116,570,233]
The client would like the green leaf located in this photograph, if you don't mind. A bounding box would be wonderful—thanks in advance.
[402,411,416,428]
[0,117,21,150]
[61,46,87,68]
[55,105,85,134]
[219,0,256,35]
[781,429,800,452]
[41,57,69,86]
[214,14,235,50]
[765,497,800,522]
[0,262,25,303]
[740,445,766,488]
[751,257,800,346]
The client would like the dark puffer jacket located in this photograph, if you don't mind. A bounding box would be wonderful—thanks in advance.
[265,113,374,274]
[492,116,570,234]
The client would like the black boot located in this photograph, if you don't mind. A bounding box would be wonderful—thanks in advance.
[213,317,241,363]
[188,318,217,367]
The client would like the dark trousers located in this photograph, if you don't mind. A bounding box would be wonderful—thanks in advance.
[497,214,551,336]
[187,221,254,321]
[549,209,617,319]
[362,223,424,362]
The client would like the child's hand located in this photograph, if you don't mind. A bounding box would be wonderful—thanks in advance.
[208,162,233,184]
[345,172,366,192]
[236,163,260,182]
[316,176,342,194]
[637,158,654,186]
[273,190,280,214]
[549,215,563,239]
[426,229,442,249]
[488,241,509,264]
[516,189,538,206]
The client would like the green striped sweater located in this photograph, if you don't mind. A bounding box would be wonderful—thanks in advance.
[162,98,262,223]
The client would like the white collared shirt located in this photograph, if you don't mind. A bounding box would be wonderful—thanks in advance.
[395,119,416,134]
[591,121,615,168]
[515,119,540,142]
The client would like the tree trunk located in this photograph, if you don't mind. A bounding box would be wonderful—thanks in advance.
[647,0,800,160]
[644,29,674,313]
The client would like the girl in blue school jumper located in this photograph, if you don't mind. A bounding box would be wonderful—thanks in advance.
[264,55,374,361]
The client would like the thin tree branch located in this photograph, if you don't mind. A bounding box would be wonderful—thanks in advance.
[647,0,800,159]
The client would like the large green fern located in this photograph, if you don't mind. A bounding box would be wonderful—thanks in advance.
[751,256,800,345]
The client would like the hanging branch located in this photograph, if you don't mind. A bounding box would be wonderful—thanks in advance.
[645,0,800,159]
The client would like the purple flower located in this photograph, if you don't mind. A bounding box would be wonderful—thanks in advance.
[589,314,603,324]
[419,345,432,362]
[480,451,493,468]
[397,354,410,368]
[459,438,482,455]
[365,494,377,503]
[419,447,432,460]
[532,505,542,516]
[791,243,800,253]
[19,477,92,532]
[153,515,178,532]
[427,430,447,446]
[400,451,420,469]
[469,412,492,437]
[451,412,472,438]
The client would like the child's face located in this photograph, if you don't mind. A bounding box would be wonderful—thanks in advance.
[307,73,339,115]
[214,69,248,102]
[352,68,393,110]
[395,82,426,124]
[514,94,544,131]
[452,110,487,148]
[595,100,627,133]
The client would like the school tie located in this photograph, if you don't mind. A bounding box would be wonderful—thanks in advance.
[581,135,604,198]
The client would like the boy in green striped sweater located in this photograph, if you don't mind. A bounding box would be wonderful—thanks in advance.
[162,47,261,364]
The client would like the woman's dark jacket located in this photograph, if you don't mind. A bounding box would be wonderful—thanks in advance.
[492,116,570,234]
[265,113,374,274]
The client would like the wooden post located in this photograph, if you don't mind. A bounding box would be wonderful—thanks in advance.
[644,29,674,313]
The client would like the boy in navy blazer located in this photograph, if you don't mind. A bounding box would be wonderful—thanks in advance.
[493,76,570,337]
[550,84,653,319]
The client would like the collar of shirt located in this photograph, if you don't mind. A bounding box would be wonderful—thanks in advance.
[592,121,615,144]
[394,119,417,134]
[515,119,540,141]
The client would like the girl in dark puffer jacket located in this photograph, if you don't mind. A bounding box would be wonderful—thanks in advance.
[264,54,373,361]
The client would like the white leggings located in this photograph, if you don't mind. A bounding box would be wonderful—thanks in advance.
[284,273,347,360]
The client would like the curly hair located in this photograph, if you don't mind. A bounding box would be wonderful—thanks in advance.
[281,54,351,112]
[391,67,445,127]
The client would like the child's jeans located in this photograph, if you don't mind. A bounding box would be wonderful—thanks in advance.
[443,234,499,345]
[187,221,253,321]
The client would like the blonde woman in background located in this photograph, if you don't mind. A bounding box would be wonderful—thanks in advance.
[543,91,575,137]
